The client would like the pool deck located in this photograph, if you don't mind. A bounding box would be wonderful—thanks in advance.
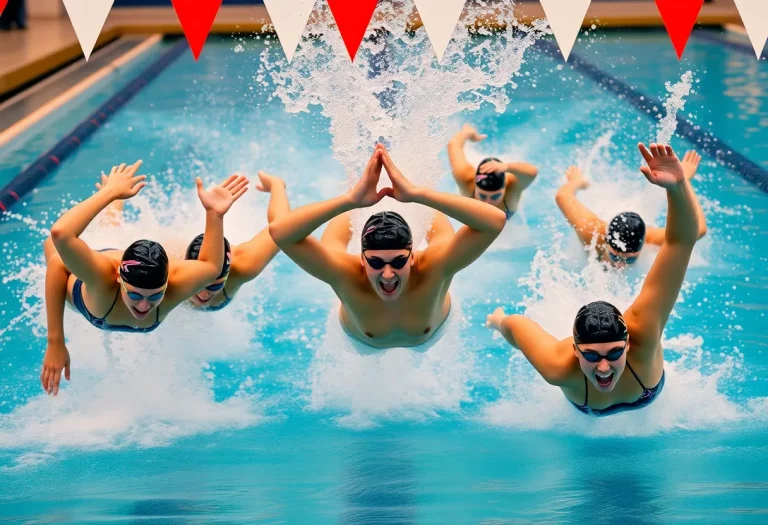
[0,1,745,98]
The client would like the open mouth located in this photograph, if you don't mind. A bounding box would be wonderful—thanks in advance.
[379,281,399,295]
[195,294,211,304]
[132,306,150,318]
[595,372,614,388]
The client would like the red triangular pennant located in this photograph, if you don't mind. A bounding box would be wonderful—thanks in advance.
[171,0,223,60]
[0,0,8,16]
[655,0,704,59]
[327,0,378,61]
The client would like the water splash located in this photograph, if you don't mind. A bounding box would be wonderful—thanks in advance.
[657,70,694,145]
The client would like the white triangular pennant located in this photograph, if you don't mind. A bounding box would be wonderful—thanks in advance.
[733,0,768,58]
[62,0,114,61]
[263,0,315,63]
[413,0,466,62]
[539,0,592,60]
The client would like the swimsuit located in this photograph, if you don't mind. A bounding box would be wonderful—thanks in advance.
[569,362,665,417]
[72,279,161,333]
[200,288,232,312]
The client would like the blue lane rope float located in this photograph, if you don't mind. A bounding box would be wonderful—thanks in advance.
[535,39,768,194]
[0,38,187,214]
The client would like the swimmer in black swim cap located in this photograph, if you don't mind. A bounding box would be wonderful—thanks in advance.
[448,124,539,221]
[41,163,249,395]
[555,150,707,268]
[270,143,506,349]
[488,143,700,416]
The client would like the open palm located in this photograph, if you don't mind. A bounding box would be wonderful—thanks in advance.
[638,143,685,189]
[348,149,390,207]
[101,160,146,199]
[197,174,249,216]
[378,144,417,203]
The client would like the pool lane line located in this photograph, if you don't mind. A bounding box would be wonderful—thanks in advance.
[0,35,163,148]
[534,39,768,194]
[693,29,768,60]
[0,38,187,214]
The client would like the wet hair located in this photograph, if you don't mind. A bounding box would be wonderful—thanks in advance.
[185,234,231,280]
[606,212,646,253]
[573,301,629,345]
[475,157,506,192]
[120,240,169,289]
[361,211,413,251]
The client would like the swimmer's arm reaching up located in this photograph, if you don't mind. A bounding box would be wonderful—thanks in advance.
[644,150,708,246]
[269,149,389,286]
[50,161,146,291]
[167,175,249,302]
[555,167,607,251]
[378,144,506,275]
[227,172,291,288]
[486,308,576,386]
[625,144,699,357]
[448,124,486,196]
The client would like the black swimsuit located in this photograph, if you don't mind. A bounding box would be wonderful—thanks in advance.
[569,362,665,417]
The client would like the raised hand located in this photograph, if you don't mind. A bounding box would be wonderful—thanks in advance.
[378,144,419,203]
[197,174,249,217]
[41,340,70,396]
[478,160,507,175]
[99,161,146,200]
[462,123,487,143]
[565,166,590,190]
[256,171,286,193]
[486,307,506,331]
[347,148,390,207]
[681,150,701,181]
[638,143,686,189]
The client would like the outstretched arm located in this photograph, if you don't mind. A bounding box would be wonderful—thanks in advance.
[448,124,486,195]
[626,144,699,354]
[50,161,146,290]
[230,172,291,285]
[170,175,249,301]
[486,308,575,386]
[41,240,70,396]
[269,149,390,286]
[379,144,506,275]
[554,166,607,249]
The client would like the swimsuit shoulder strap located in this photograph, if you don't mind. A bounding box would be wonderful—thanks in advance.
[625,361,648,390]
[582,375,589,407]
[223,288,230,300]
[99,287,121,321]
[155,305,161,325]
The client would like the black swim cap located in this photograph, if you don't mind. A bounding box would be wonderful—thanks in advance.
[361,211,413,251]
[606,212,646,253]
[120,240,169,289]
[185,234,231,280]
[573,301,628,344]
[475,158,506,192]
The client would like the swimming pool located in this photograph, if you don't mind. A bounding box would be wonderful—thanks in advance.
[1,25,767,523]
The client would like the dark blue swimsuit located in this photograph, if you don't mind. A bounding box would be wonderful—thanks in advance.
[570,362,665,417]
[72,279,161,333]
[201,289,232,312]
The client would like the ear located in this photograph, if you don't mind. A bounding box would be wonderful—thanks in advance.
[572,343,579,358]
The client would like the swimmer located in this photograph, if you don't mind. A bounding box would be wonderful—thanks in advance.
[40,161,248,395]
[555,150,707,268]
[448,124,539,220]
[185,171,290,310]
[269,143,507,349]
[487,144,699,416]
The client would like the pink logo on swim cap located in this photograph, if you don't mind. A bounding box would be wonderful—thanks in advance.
[475,174,489,181]
[363,226,377,236]
[226,252,231,264]
[121,260,141,272]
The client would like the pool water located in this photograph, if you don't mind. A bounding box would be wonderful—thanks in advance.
[1,25,767,524]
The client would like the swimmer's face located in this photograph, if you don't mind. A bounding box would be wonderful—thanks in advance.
[120,280,167,319]
[189,275,228,308]
[361,249,413,301]
[474,187,505,204]
[606,245,641,269]
[574,340,628,392]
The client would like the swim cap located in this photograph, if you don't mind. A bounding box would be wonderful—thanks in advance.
[361,211,413,251]
[573,301,628,344]
[606,212,646,253]
[120,240,169,289]
[185,234,231,280]
[475,158,506,192]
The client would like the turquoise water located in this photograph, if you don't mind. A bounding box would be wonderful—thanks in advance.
[1,29,767,523]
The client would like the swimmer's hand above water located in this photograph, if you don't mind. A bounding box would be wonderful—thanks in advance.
[41,339,70,396]
[196,174,249,217]
[638,143,685,189]
[486,307,506,331]
[255,171,285,193]
[346,148,392,207]
[565,166,590,191]
[377,144,418,203]
[98,161,146,201]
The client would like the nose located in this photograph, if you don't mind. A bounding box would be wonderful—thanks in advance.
[596,359,611,373]
[198,290,211,299]
[137,299,151,310]
[381,266,395,279]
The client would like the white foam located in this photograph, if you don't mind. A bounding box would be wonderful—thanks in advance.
[657,70,694,145]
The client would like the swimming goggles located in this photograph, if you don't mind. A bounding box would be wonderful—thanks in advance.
[363,250,411,270]
[205,281,226,292]
[575,343,627,363]
[608,251,639,265]
[121,281,166,302]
